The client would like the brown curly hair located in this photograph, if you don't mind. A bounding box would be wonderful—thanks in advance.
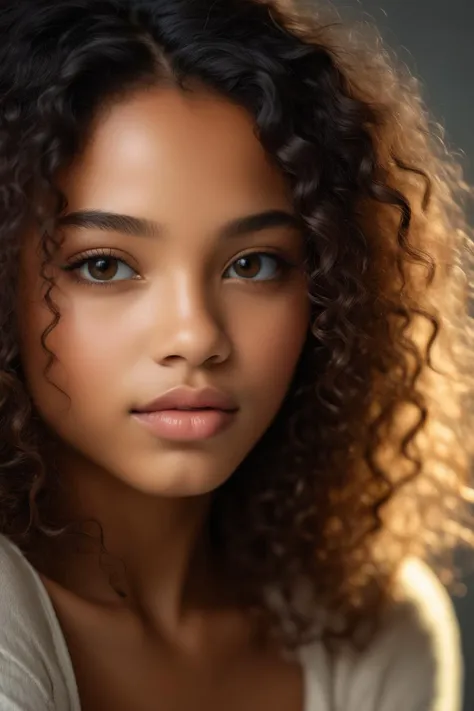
[0,0,473,652]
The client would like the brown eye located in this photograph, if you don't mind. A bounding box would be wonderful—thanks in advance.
[88,257,120,281]
[225,253,286,281]
[233,255,263,278]
[66,255,137,284]
[61,254,138,286]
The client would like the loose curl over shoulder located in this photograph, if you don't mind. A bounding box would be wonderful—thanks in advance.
[0,0,473,650]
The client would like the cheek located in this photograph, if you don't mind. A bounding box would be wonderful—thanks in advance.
[234,287,309,401]
[18,295,129,422]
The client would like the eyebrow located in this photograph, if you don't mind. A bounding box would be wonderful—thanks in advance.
[57,208,301,241]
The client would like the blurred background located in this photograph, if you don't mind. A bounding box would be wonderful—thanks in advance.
[324,0,474,706]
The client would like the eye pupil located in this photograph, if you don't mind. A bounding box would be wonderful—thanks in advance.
[89,257,118,281]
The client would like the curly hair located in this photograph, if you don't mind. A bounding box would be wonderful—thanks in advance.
[0,0,473,651]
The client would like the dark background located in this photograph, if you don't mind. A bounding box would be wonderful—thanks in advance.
[327,0,474,707]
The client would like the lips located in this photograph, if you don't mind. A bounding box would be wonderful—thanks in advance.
[131,386,239,441]
[132,386,238,414]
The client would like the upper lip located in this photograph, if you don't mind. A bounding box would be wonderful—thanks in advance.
[132,386,238,413]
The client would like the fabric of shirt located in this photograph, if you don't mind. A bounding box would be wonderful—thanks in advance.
[0,533,463,711]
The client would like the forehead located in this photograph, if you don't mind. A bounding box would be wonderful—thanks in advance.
[59,87,292,227]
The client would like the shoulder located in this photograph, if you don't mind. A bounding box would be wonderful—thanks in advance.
[378,558,462,711]
[395,557,462,702]
[300,558,463,711]
[0,534,77,710]
[0,533,54,640]
[0,532,49,632]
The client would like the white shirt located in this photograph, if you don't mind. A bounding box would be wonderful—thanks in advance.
[0,533,463,711]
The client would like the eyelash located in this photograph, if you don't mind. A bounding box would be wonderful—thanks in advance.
[61,248,295,288]
[62,248,135,289]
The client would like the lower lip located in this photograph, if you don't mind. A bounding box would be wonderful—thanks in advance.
[131,409,237,441]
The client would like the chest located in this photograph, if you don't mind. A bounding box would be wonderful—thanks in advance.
[46,588,305,711]
[70,637,304,711]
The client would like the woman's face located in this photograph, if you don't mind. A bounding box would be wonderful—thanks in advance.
[17,86,309,498]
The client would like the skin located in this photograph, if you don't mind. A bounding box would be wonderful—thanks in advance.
[16,86,310,710]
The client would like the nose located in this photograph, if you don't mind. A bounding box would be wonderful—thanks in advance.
[153,274,232,368]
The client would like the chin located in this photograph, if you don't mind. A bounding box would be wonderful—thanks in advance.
[130,476,229,499]
[117,459,238,499]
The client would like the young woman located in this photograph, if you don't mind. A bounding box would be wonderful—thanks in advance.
[0,0,472,709]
